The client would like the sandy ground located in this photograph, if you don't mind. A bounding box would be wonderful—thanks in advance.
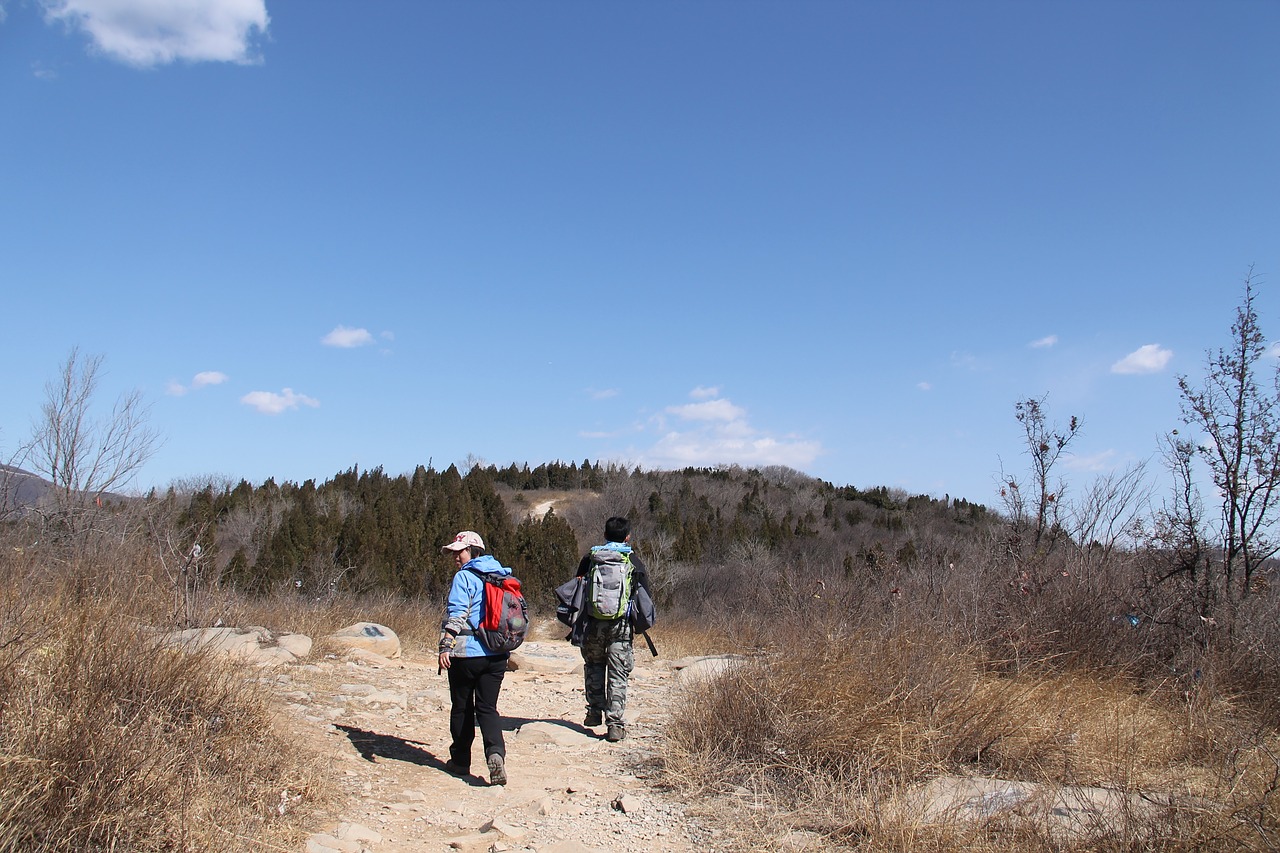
[278,626,725,853]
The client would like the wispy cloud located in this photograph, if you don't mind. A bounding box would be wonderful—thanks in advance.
[665,398,746,422]
[626,388,822,471]
[917,381,932,391]
[166,370,229,396]
[42,0,270,68]
[192,370,228,388]
[322,325,375,348]
[950,351,986,371]
[1064,449,1118,473]
[588,388,619,400]
[240,388,319,415]
[1029,334,1058,349]
[1112,344,1173,375]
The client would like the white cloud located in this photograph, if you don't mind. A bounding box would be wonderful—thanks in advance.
[43,0,269,67]
[666,398,746,422]
[950,351,985,371]
[917,381,932,392]
[322,325,375,348]
[1064,449,1118,473]
[192,370,228,388]
[1030,335,1058,349]
[1111,344,1173,375]
[167,369,228,395]
[588,388,619,400]
[642,429,822,471]
[620,389,822,471]
[240,388,319,415]
[690,385,720,400]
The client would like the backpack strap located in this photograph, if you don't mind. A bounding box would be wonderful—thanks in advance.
[457,566,496,636]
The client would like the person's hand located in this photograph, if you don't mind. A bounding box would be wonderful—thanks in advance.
[438,652,452,671]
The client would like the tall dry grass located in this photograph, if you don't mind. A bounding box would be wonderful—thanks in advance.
[0,530,329,851]
[662,616,1280,851]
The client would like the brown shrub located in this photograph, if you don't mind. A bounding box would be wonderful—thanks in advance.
[0,588,326,851]
[661,621,1280,851]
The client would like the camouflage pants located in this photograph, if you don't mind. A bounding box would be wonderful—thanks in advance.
[581,618,634,726]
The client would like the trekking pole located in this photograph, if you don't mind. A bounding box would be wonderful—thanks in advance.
[641,631,658,657]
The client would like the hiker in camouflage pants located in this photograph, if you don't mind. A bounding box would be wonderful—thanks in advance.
[573,516,652,743]
[581,617,634,735]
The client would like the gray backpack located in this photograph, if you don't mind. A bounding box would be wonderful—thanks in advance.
[587,549,633,620]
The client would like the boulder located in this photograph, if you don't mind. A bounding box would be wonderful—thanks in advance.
[328,622,401,659]
[276,633,313,658]
[674,654,745,686]
[162,627,294,667]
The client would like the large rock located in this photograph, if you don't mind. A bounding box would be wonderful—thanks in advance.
[328,622,401,659]
[276,632,313,658]
[892,775,1176,842]
[674,654,746,686]
[159,627,299,668]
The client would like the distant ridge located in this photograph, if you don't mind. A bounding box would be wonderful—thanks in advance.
[0,464,50,515]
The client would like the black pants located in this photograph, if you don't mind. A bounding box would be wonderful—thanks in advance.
[447,654,507,768]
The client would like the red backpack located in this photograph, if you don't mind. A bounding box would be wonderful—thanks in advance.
[467,569,529,653]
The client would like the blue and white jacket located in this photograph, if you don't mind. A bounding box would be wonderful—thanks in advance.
[441,554,513,657]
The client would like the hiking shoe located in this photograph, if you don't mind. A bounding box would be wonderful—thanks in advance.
[584,709,603,727]
[443,759,470,777]
[487,753,507,786]
[605,724,626,742]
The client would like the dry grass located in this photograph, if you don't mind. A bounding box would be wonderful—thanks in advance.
[646,616,746,660]
[0,543,330,852]
[661,622,1280,851]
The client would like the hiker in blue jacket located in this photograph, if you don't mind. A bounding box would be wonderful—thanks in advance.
[573,516,653,743]
[438,530,510,786]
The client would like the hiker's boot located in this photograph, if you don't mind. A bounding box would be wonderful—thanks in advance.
[486,753,507,786]
[584,708,603,727]
[605,724,626,742]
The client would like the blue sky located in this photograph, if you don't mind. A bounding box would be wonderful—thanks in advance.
[1,1,1277,507]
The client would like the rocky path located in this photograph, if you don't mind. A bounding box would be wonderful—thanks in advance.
[277,630,723,853]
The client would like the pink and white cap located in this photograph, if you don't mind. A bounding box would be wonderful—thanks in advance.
[441,530,485,553]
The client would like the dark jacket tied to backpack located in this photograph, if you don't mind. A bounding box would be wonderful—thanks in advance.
[555,541,655,646]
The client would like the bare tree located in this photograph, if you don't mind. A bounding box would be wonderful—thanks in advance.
[1177,269,1280,601]
[29,348,161,537]
[1148,430,1215,619]
[1067,460,1151,559]
[999,396,1080,551]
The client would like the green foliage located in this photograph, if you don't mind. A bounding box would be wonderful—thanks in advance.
[169,460,996,616]
[513,509,579,608]
[178,464,518,601]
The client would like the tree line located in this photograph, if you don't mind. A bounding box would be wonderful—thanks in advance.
[161,459,993,611]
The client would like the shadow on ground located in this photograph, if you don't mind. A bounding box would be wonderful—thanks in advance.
[500,716,598,737]
[334,723,492,786]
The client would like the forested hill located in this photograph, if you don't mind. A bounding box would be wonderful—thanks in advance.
[169,460,994,610]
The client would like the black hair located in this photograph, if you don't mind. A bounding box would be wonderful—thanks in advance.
[604,516,631,542]
[465,545,486,558]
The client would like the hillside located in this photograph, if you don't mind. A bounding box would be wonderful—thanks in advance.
[0,464,49,517]
[153,461,996,614]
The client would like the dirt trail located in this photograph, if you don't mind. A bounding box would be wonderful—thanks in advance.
[278,627,722,853]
